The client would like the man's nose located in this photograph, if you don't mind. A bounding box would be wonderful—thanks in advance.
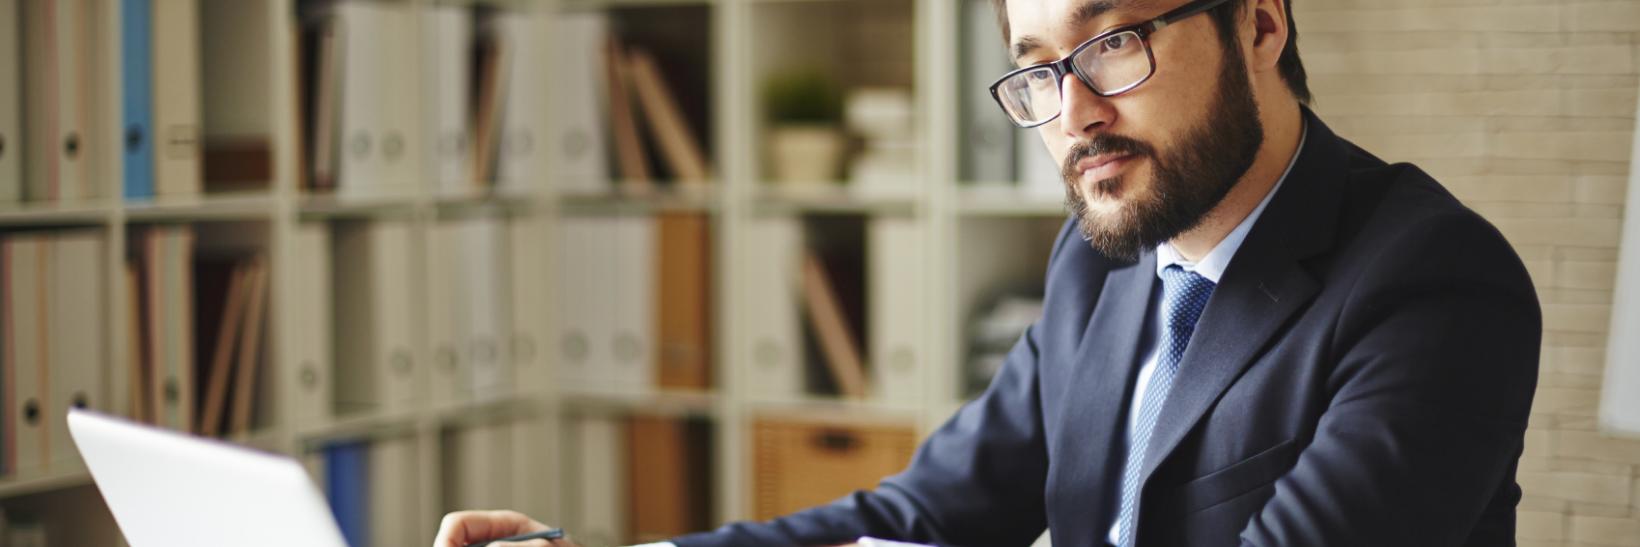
[1058,72,1115,139]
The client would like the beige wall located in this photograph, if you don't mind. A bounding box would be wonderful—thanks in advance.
[1294,1,1640,545]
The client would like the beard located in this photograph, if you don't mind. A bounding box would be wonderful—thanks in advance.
[1063,43,1265,262]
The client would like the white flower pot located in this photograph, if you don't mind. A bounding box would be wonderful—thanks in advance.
[768,125,845,184]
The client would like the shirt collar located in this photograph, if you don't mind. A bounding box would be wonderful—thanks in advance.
[1156,125,1308,284]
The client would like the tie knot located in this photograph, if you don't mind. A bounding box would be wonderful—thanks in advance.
[1159,265,1215,331]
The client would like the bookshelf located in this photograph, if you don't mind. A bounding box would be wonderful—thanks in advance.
[0,0,1070,545]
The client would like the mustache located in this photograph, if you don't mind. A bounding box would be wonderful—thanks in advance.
[1060,134,1155,182]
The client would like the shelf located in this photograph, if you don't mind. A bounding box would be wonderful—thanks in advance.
[559,0,717,11]
[957,185,1067,217]
[0,200,114,226]
[123,192,278,222]
[559,185,720,215]
[751,184,919,216]
[297,192,421,219]
[560,389,721,418]
[435,394,557,428]
[296,408,426,448]
[0,466,93,499]
[745,396,923,424]
[432,191,547,217]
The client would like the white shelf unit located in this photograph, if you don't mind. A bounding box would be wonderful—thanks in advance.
[0,0,1072,544]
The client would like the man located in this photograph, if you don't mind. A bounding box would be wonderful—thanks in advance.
[436,0,1540,545]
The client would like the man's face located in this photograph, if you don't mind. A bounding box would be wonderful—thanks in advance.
[1006,0,1265,260]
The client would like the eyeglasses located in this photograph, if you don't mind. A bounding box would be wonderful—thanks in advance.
[989,0,1232,128]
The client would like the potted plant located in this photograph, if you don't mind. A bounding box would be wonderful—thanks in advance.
[763,68,846,184]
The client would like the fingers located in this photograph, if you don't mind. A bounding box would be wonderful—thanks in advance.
[486,541,553,547]
[432,510,551,547]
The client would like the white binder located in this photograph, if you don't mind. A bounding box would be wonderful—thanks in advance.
[422,6,472,196]
[332,3,417,198]
[151,0,202,197]
[868,218,924,405]
[148,226,196,432]
[455,217,510,401]
[610,216,656,392]
[507,216,551,394]
[290,224,334,430]
[740,217,804,401]
[426,221,465,409]
[508,417,556,519]
[494,11,548,195]
[555,218,605,392]
[961,0,1016,184]
[547,13,611,194]
[4,236,47,474]
[446,423,513,512]
[0,0,20,203]
[332,221,419,414]
[23,0,97,201]
[49,230,105,469]
[368,437,420,547]
[568,415,626,547]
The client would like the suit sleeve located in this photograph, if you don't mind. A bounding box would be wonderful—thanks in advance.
[669,220,1082,547]
[1239,212,1541,546]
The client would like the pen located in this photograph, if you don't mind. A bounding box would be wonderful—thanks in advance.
[463,528,566,547]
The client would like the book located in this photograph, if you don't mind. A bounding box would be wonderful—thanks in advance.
[48,230,106,468]
[199,0,274,190]
[0,0,24,202]
[229,255,268,436]
[289,224,333,429]
[422,6,473,196]
[144,226,196,432]
[324,441,371,547]
[960,0,1016,184]
[494,11,548,195]
[656,213,712,391]
[741,217,804,402]
[868,218,922,404]
[627,48,710,185]
[151,0,203,196]
[196,258,248,437]
[119,0,154,200]
[605,37,652,191]
[469,14,509,189]
[2,236,46,474]
[547,13,612,194]
[627,416,712,542]
[800,251,868,399]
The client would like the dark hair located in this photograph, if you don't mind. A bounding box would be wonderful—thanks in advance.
[989,0,1311,104]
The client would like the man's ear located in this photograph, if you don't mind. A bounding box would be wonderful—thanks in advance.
[1247,0,1290,73]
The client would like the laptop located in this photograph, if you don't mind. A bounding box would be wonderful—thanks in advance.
[66,408,350,547]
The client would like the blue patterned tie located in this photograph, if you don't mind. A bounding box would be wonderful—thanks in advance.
[1115,265,1216,546]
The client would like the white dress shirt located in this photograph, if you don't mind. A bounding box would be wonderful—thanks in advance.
[1106,127,1306,545]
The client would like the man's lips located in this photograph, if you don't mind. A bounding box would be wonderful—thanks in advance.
[1076,153,1138,182]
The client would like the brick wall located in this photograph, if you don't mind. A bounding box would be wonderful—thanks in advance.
[1294,1,1640,545]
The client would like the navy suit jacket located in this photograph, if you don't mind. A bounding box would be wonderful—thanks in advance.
[673,111,1542,546]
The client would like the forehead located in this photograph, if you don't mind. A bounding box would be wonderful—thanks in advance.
[1006,0,1159,53]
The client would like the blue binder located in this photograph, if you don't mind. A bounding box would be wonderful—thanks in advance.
[121,0,154,200]
[325,441,372,547]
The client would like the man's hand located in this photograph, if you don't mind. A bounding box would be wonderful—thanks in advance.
[432,510,579,547]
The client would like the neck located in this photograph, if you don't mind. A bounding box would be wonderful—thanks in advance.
[1168,99,1304,263]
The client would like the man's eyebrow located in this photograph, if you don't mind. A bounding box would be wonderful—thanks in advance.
[1009,0,1154,62]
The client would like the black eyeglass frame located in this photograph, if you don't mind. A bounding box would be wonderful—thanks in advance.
[988,0,1235,128]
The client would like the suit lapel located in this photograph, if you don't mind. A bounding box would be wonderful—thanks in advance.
[1138,110,1349,486]
[1053,250,1154,542]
